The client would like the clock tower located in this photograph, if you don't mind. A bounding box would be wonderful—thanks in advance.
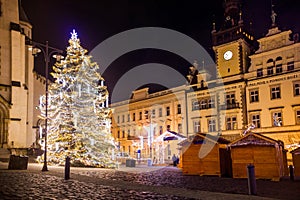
[212,0,255,79]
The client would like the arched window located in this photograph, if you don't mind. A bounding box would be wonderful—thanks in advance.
[267,59,274,75]
[275,57,283,73]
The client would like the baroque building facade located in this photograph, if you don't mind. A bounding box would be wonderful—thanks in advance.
[110,0,300,164]
[110,86,187,164]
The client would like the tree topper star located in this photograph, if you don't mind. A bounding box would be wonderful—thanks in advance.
[71,29,78,40]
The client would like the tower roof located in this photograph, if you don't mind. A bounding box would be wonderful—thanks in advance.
[19,0,30,24]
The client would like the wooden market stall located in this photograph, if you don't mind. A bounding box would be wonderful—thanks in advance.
[179,133,232,177]
[290,147,300,176]
[228,132,288,181]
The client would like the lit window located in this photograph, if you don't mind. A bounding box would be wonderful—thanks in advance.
[128,129,130,137]
[159,126,163,135]
[257,68,263,77]
[178,123,182,133]
[208,98,215,108]
[250,89,259,103]
[272,112,282,126]
[271,85,281,99]
[159,108,162,117]
[192,100,200,111]
[275,57,282,73]
[294,82,300,96]
[193,120,200,133]
[177,104,181,114]
[133,129,136,136]
[267,66,273,75]
[200,99,207,109]
[152,109,156,118]
[166,125,170,131]
[276,64,282,73]
[251,114,260,128]
[208,119,216,132]
[166,106,170,116]
[144,110,149,119]
[296,110,300,125]
[226,93,235,104]
[287,61,294,71]
[226,116,237,130]
[153,127,156,136]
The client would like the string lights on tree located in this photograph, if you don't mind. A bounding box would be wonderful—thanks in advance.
[38,30,118,168]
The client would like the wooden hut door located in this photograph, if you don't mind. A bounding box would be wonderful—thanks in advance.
[219,148,232,177]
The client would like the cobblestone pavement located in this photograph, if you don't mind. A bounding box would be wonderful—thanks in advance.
[0,162,299,200]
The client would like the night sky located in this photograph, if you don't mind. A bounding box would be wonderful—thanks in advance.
[21,0,300,102]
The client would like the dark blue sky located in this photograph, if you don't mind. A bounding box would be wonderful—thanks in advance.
[21,0,300,101]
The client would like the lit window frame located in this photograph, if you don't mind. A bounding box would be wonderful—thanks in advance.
[226,116,237,130]
[193,120,201,133]
[294,81,300,96]
[271,110,283,127]
[249,89,259,103]
[296,109,300,125]
[208,118,216,132]
[270,85,281,100]
[250,113,261,128]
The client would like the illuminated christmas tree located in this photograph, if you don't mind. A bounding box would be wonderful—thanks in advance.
[38,30,117,168]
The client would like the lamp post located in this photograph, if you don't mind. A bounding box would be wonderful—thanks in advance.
[30,41,63,171]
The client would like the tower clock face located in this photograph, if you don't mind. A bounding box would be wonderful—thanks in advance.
[223,50,233,60]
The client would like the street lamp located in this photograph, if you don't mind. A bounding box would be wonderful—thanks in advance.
[29,40,64,171]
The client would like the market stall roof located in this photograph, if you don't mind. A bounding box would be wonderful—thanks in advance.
[228,132,284,147]
[178,133,230,146]
[154,130,186,142]
[290,147,300,155]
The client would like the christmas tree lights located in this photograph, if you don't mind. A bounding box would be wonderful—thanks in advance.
[38,30,118,168]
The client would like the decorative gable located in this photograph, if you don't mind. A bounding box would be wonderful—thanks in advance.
[255,28,294,53]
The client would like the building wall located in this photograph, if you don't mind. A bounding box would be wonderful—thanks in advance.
[110,85,186,160]
[111,27,300,164]
[0,0,36,150]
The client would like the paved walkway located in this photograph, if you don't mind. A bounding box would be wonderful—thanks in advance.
[0,162,299,199]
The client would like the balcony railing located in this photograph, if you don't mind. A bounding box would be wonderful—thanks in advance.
[220,103,240,110]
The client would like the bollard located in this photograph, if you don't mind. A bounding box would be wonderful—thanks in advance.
[289,165,294,181]
[247,164,257,195]
[65,156,70,180]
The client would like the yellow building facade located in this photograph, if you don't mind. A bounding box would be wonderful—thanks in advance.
[110,0,300,164]
[245,27,300,154]
[110,86,187,164]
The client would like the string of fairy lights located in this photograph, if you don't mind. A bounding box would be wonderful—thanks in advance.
[38,30,118,168]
